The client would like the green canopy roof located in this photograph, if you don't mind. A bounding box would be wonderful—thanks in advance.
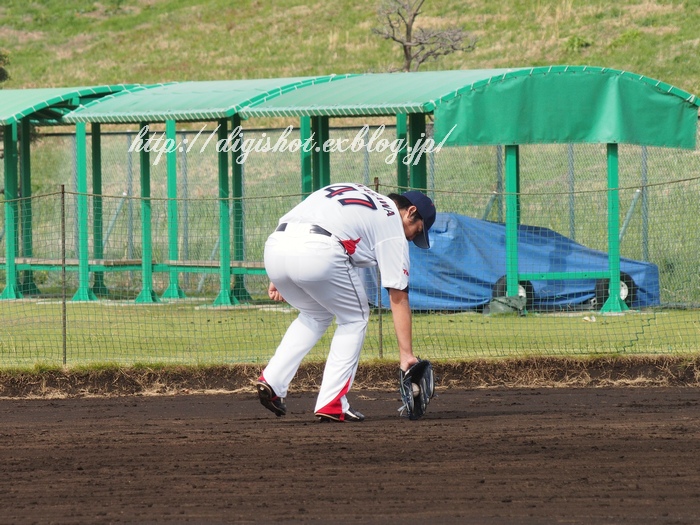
[433,66,699,149]
[63,76,354,123]
[241,66,699,149]
[23,66,699,149]
[238,69,513,117]
[0,85,134,125]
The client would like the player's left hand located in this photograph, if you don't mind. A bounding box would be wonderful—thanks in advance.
[398,359,435,420]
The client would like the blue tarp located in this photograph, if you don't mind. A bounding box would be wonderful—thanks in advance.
[364,213,660,311]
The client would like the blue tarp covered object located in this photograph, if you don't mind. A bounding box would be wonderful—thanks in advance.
[364,213,660,311]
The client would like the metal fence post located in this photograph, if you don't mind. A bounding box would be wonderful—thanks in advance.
[641,146,649,261]
[60,184,67,366]
[181,132,189,287]
[362,126,370,186]
[568,143,576,240]
[496,145,504,222]
[374,176,383,360]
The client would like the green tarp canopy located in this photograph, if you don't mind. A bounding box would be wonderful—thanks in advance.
[240,66,699,149]
[433,66,699,149]
[50,67,697,150]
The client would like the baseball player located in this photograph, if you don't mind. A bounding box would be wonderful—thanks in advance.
[256,182,436,422]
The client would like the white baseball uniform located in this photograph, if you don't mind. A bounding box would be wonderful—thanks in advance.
[260,183,410,416]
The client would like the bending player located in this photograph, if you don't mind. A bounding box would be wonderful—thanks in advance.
[256,183,435,422]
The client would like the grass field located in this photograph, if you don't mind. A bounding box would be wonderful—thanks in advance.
[1,297,699,369]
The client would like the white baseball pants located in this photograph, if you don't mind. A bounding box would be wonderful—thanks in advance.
[261,222,369,415]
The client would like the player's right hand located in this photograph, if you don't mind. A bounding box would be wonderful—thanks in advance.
[400,355,419,372]
[268,282,285,302]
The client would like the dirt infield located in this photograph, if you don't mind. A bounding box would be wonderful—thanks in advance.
[1,383,699,524]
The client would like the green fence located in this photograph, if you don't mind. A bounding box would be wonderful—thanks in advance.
[1,125,699,367]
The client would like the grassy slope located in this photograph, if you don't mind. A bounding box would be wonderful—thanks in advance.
[0,0,698,96]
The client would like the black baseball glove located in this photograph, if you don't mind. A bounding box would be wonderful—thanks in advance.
[398,359,435,420]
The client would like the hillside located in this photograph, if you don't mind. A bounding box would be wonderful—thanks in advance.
[0,0,699,96]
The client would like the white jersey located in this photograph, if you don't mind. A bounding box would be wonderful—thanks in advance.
[279,183,410,290]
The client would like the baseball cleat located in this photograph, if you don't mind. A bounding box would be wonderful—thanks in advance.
[315,407,365,423]
[256,380,286,417]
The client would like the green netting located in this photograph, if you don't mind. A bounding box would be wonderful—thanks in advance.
[2,126,700,367]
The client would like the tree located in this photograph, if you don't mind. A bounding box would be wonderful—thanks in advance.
[372,0,476,72]
[0,50,9,84]
[0,51,7,161]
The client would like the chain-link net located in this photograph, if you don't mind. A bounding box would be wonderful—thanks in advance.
[1,125,699,367]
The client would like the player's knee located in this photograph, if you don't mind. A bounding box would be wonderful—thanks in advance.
[298,313,334,332]
[335,318,368,335]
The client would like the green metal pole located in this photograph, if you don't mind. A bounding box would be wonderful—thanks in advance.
[231,114,252,303]
[19,118,39,295]
[320,117,331,189]
[162,119,185,299]
[311,117,321,191]
[641,146,649,261]
[1,123,21,299]
[135,122,158,303]
[408,113,427,191]
[300,117,313,198]
[231,115,244,263]
[496,145,504,222]
[600,143,628,313]
[396,114,408,191]
[213,118,233,306]
[504,145,520,300]
[91,122,108,297]
[311,116,331,190]
[72,122,97,301]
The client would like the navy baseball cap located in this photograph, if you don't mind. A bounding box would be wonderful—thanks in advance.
[402,190,436,249]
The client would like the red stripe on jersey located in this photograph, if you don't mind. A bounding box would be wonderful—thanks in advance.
[340,238,361,255]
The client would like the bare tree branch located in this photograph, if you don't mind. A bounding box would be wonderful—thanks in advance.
[0,51,9,157]
[0,51,10,84]
[372,0,476,72]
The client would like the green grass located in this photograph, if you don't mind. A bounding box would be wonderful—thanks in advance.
[0,0,699,96]
[1,298,698,369]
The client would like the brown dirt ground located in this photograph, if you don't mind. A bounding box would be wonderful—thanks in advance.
[1,357,700,524]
